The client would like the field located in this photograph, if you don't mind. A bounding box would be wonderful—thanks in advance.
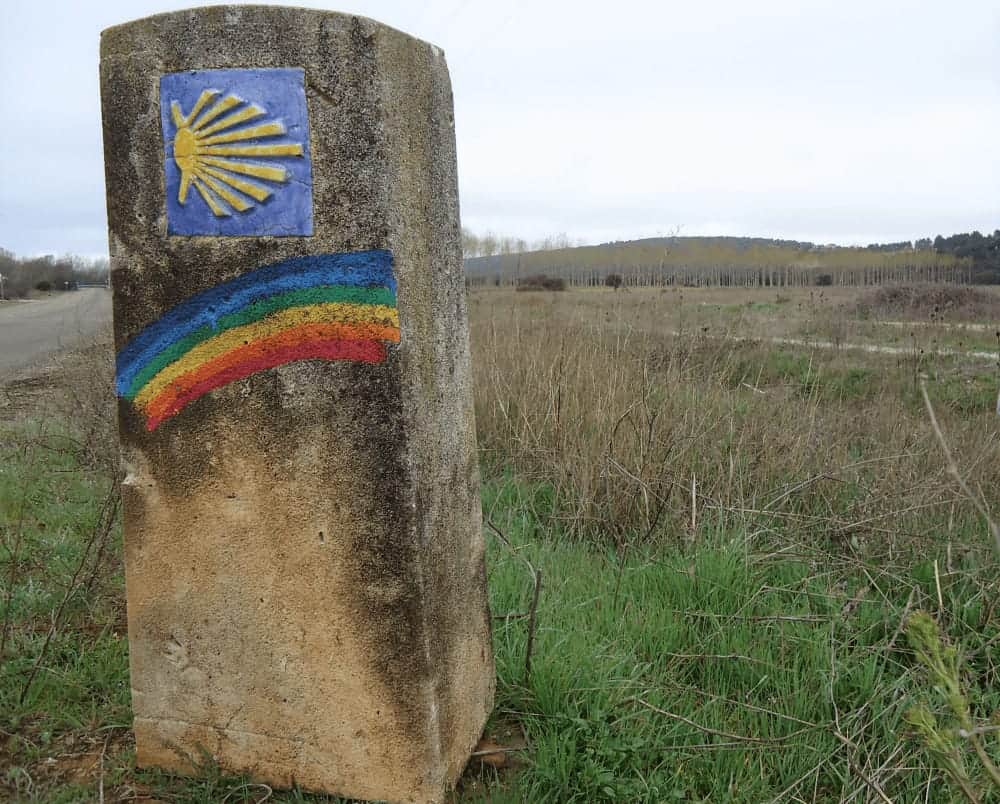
[2,285,1000,802]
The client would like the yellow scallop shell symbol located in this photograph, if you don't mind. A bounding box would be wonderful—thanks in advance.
[169,90,304,217]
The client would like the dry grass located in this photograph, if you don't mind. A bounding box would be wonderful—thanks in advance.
[855,284,1000,323]
[469,287,1000,554]
[7,339,119,478]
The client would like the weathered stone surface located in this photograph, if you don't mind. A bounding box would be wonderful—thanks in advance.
[99,7,494,802]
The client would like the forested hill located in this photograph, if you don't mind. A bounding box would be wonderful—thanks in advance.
[597,235,817,252]
[464,233,999,289]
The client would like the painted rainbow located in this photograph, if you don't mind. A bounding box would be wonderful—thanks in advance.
[116,250,399,431]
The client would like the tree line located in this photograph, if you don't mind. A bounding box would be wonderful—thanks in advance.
[464,233,992,289]
[3,229,993,298]
[461,229,585,258]
[0,250,110,299]
[932,231,1000,283]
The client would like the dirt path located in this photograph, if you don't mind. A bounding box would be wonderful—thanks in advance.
[661,327,1000,361]
[0,290,112,377]
[763,334,998,361]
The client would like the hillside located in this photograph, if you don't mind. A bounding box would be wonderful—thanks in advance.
[464,235,976,289]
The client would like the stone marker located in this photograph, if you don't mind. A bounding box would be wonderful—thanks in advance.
[99,7,494,801]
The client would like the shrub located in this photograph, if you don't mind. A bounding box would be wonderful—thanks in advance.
[605,273,623,290]
[34,280,52,292]
[854,284,1000,322]
[517,274,566,292]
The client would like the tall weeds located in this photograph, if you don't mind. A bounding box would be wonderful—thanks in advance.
[470,289,1000,554]
[471,288,1000,800]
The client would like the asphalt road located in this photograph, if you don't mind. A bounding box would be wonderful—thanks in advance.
[0,290,113,377]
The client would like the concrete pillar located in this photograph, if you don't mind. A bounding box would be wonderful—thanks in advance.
[99,8,494,802]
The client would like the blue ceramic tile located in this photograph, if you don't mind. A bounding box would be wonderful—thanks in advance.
[159,68,313,236]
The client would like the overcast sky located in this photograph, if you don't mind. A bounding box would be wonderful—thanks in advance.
[1,0,997,257]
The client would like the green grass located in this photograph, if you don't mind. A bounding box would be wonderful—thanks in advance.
[1,427,128,725]
[718,347,998,414]
[481,476,1000,802]
[722,348,877,401]
[1,423,129,801]
[3,419,999,802]
[868,325,1000,355]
